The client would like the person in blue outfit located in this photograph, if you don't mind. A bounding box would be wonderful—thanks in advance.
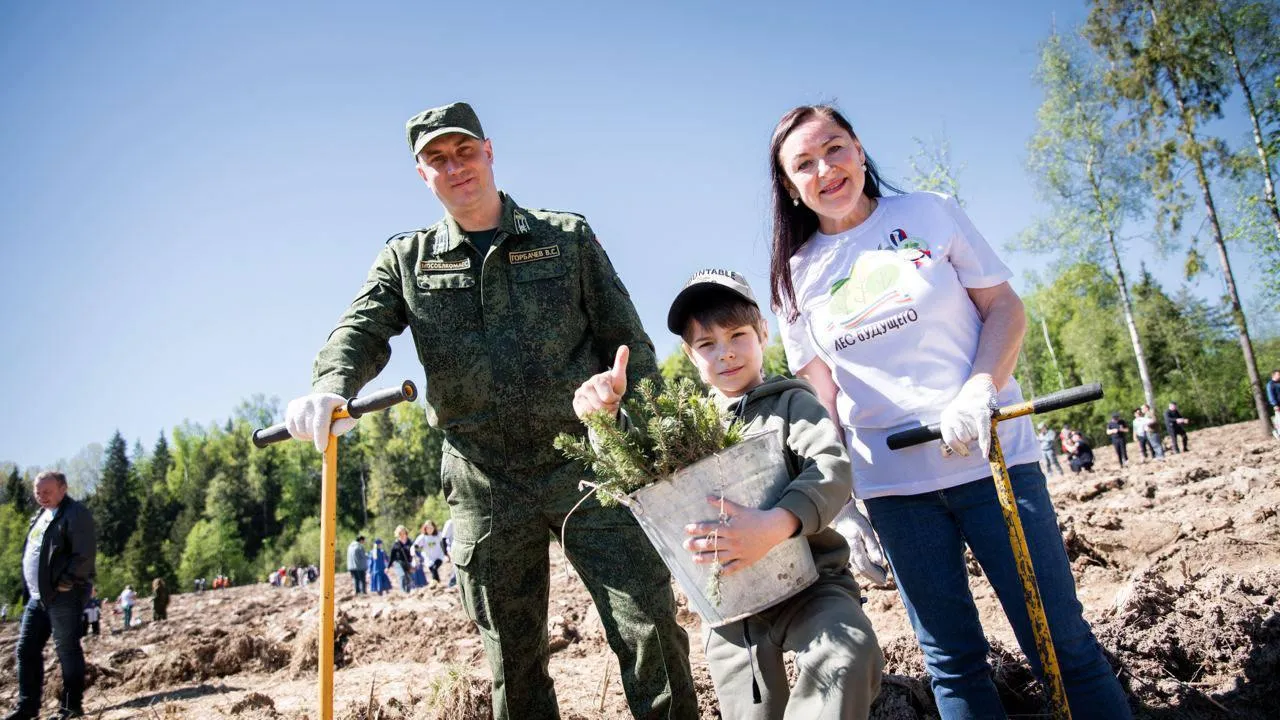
[1268,369,1280,440]
[411,551,428,589]
[368,539,392,596]
[768,104,1131,718]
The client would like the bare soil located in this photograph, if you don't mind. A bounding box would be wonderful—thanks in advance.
[1,422,1276,719]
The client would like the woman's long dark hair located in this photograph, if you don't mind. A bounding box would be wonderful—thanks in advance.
[768,105,901,322]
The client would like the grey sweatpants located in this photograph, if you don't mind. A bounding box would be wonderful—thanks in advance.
[704,571,883,719]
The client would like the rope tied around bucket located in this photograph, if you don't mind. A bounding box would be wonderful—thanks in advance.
[706,455,727,607]
[557,480,633,583]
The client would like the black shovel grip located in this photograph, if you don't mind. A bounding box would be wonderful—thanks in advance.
[886,424,942,450]
[347,380,418,418]
[251,380,418,449]
[252,424,293,448]
[1029,382,1103,416]
[885,382,1104,451]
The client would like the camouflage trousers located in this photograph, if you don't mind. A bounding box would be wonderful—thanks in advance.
[442,447,698,720]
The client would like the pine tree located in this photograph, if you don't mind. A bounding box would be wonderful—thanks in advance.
[5,466,30,515]
[150,433,173,493]
[125,488,176,589]
[555,377,744,505]
[93,431,141,557]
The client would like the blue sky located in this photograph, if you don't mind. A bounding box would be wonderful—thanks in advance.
[1,1,1272,469]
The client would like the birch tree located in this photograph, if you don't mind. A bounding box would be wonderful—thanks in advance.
[1020,31,1159,410]
[1087,0,1275,436]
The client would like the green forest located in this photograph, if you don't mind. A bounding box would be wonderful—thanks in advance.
[2,0,1280,607]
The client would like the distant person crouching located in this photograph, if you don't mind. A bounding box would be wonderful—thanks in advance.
[1065,432,1094,474]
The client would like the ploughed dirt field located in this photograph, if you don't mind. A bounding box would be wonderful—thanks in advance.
[1,422,1276,719]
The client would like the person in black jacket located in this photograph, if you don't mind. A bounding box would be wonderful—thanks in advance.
[390,526,414,594]
[1164,402,1191,453]
[6,471,96,720]
[1106,412,1129,468]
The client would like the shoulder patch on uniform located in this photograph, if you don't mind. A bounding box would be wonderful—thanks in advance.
[509,245,561,264]
[385,230,420,244]
[528,207,585,219]
[526,208,587,226]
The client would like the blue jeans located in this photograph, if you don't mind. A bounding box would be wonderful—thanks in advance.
[865,463,1130,719]
[1041,449,1063,475]
[1136,434,1163,459]
[15,589,88,715]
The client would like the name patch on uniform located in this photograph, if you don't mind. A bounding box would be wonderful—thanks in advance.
[508,245,561,265]
[419,258,472,272]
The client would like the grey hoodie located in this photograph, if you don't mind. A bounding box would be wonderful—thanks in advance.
[712,376,853,574]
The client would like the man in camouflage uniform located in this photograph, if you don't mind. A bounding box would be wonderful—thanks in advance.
[284,102,696,720]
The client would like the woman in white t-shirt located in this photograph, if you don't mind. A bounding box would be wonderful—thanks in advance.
[767,104,1129,718]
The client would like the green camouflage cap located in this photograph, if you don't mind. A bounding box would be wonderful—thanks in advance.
[406,102,485,156]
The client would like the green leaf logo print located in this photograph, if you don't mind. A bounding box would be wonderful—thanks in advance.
[826,252,913,328]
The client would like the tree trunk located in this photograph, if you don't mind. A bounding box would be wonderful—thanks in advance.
[1019,347,1038,398]
[1105,229,1157,410]
[1039,311,1066,391]
[1089,161,1158,411]
[1216,5,1280,247]
[1170,75,1274,436]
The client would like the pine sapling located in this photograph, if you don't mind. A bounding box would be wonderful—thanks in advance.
[554,377,744,506]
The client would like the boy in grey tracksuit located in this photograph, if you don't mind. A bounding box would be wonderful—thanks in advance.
[572,269,886,718]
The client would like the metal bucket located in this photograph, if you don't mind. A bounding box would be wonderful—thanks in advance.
[626,431,818,627]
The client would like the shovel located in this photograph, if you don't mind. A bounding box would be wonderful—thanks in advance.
[887,382,1103,720]
[252,380,418,720]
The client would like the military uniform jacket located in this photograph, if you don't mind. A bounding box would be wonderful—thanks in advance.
[313,193,658,471]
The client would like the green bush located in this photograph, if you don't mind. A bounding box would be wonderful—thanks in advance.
[418,492,450,529]
[177,519,249,588]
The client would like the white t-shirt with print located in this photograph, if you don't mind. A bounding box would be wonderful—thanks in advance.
[23,509,55,600]
[779,191,1039,499]
[1132,415,1152,437]
[413,533,445,563]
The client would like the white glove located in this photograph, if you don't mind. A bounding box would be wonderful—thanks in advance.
[285,392,358,452]
[833,499,889,585]
[939,375,999,459]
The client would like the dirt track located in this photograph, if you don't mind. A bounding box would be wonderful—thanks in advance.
[0,422,1276,719]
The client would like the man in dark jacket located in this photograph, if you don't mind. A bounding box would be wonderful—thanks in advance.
[5,471,96,720]
[1164,402,1191,453]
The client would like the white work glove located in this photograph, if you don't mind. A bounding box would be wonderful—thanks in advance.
[939,375,999,459]
[285,392,358,453]
[833,499,889,585]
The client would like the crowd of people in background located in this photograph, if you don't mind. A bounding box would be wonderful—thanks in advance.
[269,565,317,588]
[343,518,456,597]
[1040,400,1200,477]
[191,575,232,592]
